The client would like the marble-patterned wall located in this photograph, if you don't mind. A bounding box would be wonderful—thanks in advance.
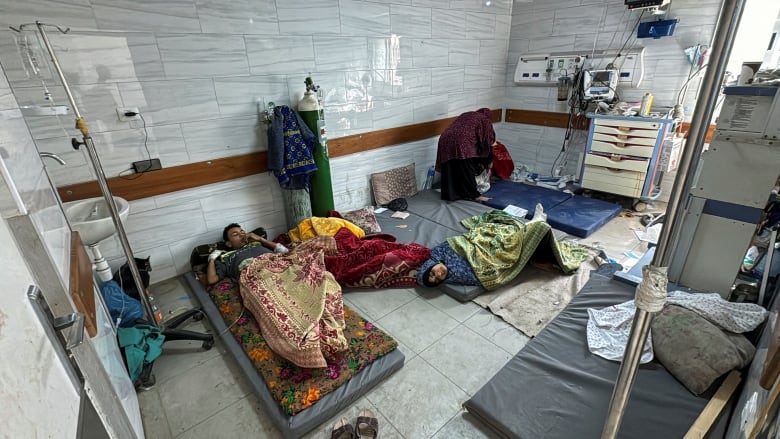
[0,0,512,282]
[499,0,724,177]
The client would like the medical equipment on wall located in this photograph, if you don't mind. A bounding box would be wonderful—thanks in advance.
[625,0,670,12]
[514,48,645,88]
[557,76,572,101]
[583,69,619,102]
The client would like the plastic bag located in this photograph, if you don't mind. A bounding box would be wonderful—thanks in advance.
[100,280,143,327]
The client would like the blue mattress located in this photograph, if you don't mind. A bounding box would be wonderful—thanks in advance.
[546,195,622,238]
[481,180,621,238]
[481,180,572,217]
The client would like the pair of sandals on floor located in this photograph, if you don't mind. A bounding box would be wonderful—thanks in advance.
[331,409,378,438]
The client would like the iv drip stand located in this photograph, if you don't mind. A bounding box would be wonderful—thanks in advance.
[600,0,746,437]
[34,21,159,328]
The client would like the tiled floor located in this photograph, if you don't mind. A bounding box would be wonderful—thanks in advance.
[137,212,650,439]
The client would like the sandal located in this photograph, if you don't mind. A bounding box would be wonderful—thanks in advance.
[355,408,379,438]
[331,417,355,439]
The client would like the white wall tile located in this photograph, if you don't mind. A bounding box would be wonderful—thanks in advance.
[123,200,207,250]
[552,4,605,36]
[411,39,450,68]
[245,36,316,75]
[314,37,370,71]
[92,1,201,32]
[195,0,280,35]
[391,4,433,38]
[276,0,342,35]
[372,97,414,130]
[465,12,495,40]
[339,0,391,36]
[432,9,466,39]
[464,66,492,90]
[158,34,249,78]
[214,75,291,116]
[181,116,264,161]
[118,79,220,126]
[393,69,432,98]
[449,40,480,66]
[431,67,465,94]
[0,0,98,29]
[413,93,449,122]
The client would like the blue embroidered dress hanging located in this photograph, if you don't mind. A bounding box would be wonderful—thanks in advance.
[267,105,318,190]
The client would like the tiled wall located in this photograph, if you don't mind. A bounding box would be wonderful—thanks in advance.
[497,0,724,177]
[0,0,512,282]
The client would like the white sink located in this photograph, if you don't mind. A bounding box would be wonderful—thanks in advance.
[63,196,130,245]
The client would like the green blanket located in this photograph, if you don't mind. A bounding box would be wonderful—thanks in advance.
[447,211,589,290]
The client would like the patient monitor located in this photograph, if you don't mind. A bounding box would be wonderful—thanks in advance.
[583,69,619,102]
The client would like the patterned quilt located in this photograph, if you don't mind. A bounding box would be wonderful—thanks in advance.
[208,274,398,415]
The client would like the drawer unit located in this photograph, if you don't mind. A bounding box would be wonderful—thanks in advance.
[580,114,675,199]
[581,166,644,198]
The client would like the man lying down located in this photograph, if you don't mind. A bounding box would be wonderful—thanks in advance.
[418,205,590,290]
[204,222,430,368]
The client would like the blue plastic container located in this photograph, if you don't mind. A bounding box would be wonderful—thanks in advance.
[637,19,678,39]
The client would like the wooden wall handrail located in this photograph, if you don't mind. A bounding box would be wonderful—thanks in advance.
[58,109,503,202]
[505,109,589,130]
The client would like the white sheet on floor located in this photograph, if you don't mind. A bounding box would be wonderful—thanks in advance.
[587,290,768,363]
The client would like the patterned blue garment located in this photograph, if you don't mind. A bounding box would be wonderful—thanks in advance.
[267,106,318,190]
[417,241,481,287]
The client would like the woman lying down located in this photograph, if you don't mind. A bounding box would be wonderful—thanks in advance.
[205,222,430,368]
[418,205,590,290]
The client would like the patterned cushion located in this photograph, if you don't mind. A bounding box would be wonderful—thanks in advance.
[651,305,755,395]
[370,163,418,206]
[341,207,382,234]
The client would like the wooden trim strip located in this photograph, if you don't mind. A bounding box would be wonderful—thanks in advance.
[505,108,589,131]
[58,109,503,203]
[59,151,267,202]
[328,108,502,157]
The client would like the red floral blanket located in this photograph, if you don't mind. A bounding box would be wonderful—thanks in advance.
[323,228,431,288]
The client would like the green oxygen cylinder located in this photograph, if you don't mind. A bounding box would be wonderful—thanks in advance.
[298,76,334,217]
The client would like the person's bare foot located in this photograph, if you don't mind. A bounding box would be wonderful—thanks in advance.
[476,196,491,202]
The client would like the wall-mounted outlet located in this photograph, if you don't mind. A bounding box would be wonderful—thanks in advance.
[117,107,141,122]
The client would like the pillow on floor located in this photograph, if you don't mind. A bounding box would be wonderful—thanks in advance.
[651,305,755,395]
[371,163,418,206]
[341,206,382,234]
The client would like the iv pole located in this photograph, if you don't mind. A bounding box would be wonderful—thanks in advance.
[31,21,159,328]
[600,0,746,437]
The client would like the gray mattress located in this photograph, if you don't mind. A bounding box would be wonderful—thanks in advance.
[183,272,405,439]
[463,273,729,439]
[375,190,492,301]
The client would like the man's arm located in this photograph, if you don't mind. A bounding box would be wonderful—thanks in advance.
[248,232,289,254]
[206,250,224,285]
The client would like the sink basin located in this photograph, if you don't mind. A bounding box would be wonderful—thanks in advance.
[63,196,130,245]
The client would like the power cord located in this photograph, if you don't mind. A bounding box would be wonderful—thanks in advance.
[118,111,154,180]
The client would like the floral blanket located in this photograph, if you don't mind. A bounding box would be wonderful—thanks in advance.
[209,274,398,415]
[240,250,348,369]
[448,210,589,290]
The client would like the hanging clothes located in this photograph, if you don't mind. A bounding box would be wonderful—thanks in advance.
[267,106,318,190]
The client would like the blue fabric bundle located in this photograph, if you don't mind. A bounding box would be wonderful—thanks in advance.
[100,280,143,328]
[267,105,318,190]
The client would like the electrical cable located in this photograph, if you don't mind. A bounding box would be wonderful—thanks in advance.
[118,111,154,180]
[676,64,708,104]
[609,10,645,68]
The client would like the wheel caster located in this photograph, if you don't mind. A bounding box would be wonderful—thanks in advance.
[193,312,204,321]
[202,339,214,350]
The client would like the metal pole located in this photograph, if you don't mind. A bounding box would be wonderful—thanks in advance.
[601,1,746,437]
[35,22,159,328]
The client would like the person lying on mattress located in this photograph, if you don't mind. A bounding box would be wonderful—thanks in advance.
[417,206,589,290]
[207,222,349,369]
[436,107,495,202]
[205,223,290,284]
